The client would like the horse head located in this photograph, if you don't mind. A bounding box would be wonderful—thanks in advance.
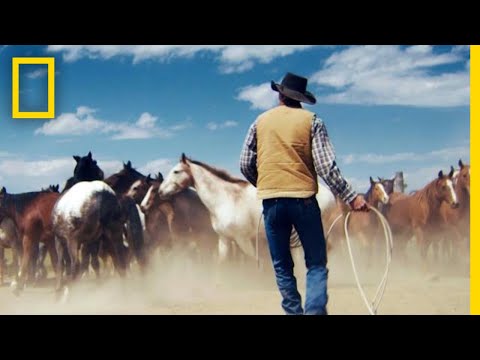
[437,169,459,208]
[105,160,146,195]
[158,153,194,199]
[73,151,104,182]
[0,187,7,218]
[368,176,389,205]
[456,159,470,196]
[127,174,153,204]
[378,176,395,195]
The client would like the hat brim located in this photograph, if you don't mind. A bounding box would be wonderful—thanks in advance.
[271,81,316,105]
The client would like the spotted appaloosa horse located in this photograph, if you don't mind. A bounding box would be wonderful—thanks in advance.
[53,181,127,297]
[385,169,459,264]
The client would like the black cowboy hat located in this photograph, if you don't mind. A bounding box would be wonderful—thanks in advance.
[271,72,316,105]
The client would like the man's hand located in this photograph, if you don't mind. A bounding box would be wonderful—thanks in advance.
[349,195,369,212]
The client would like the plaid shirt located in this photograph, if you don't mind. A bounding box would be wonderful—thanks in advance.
[240,113,357,204]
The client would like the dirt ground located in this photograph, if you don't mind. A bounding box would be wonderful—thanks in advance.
[0,241,469,315]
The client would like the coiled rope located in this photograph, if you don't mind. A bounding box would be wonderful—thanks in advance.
[326,206,393,315]
[256,206,393,315]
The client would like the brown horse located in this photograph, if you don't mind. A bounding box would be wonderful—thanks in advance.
[385,169,459,264]
[324,177,390,264]
[103,161,148,271]
[140,174,218,262]
[0,188,60,294]
[0,217,20,285]
[438,160,470,262]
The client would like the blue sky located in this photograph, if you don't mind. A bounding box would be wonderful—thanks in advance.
[0,45,470,193]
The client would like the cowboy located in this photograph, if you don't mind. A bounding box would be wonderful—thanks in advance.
[240,72,368,315]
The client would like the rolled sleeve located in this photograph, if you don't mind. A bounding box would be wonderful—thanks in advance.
[311,115,357,204]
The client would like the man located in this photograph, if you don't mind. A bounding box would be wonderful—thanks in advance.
[240,72,368,315]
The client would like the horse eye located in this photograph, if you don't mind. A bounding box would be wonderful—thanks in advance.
[173,170,180,174]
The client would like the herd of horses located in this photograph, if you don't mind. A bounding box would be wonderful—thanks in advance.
[0,151,470,301]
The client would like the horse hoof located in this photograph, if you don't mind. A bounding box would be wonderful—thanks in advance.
[60,287,70,304]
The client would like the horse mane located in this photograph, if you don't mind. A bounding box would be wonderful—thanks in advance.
[188,159,249,185]
[5,192,48,215]
[412,178,439,206]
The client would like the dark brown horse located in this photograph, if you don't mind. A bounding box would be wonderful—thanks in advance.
[385,169,459,264]
[102,161,148,271]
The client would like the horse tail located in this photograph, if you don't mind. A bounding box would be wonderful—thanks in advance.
[122,197,147,271]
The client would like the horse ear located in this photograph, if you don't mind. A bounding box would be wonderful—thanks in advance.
[146,174,152,183]
[87,151,92,159]
[181,153,187,163]
[438,170,444,178]
[449,166,455,178]
[370,176,375,185]
[0,187,6,194]
[459,159,464,168]
[127,161,132,169]
[158,172,164,182]
[73,155,81,163]
[377,177,382,182]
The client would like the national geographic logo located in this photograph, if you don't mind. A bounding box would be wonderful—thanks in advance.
[12,57,55,119]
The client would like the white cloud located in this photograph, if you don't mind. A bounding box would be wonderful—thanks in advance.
[206,120,238,130]
[139,159,174,177]
[47,45,315,73]
[311,45,470,107]
[26,68,48,79]
[236,82,277,110]
[341,146,469,165]
[34,107,185,140]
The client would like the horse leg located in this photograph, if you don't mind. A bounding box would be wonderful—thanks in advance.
[214,237,231,286]
[55,236,65,295]
[13,233,35,296]
[0,247,4,286]
[35,243,48,283]
[89,241,101,279]
[105,227,127,278]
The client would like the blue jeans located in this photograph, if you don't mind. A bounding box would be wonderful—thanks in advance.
[263,196,328,315]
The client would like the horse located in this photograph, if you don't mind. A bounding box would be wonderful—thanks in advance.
[52,181,127,297]
[385,169,459,264]
[323,177,390,265]
[0,217,20,285]
[62,152,104,193]
[140,173,218,263]
[157,154,311,271]
[0,187,60,295]
[439,160,470,262]
[102,161,147,271]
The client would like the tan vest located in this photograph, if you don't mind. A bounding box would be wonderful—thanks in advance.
[256,105,317,200]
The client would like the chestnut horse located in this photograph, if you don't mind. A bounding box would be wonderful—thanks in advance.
[0,187,60,295]
[385,169,459,263]
[439,160,470,262]
[323,177,390,264]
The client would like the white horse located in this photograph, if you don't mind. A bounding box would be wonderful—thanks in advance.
[157,154,335,265]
